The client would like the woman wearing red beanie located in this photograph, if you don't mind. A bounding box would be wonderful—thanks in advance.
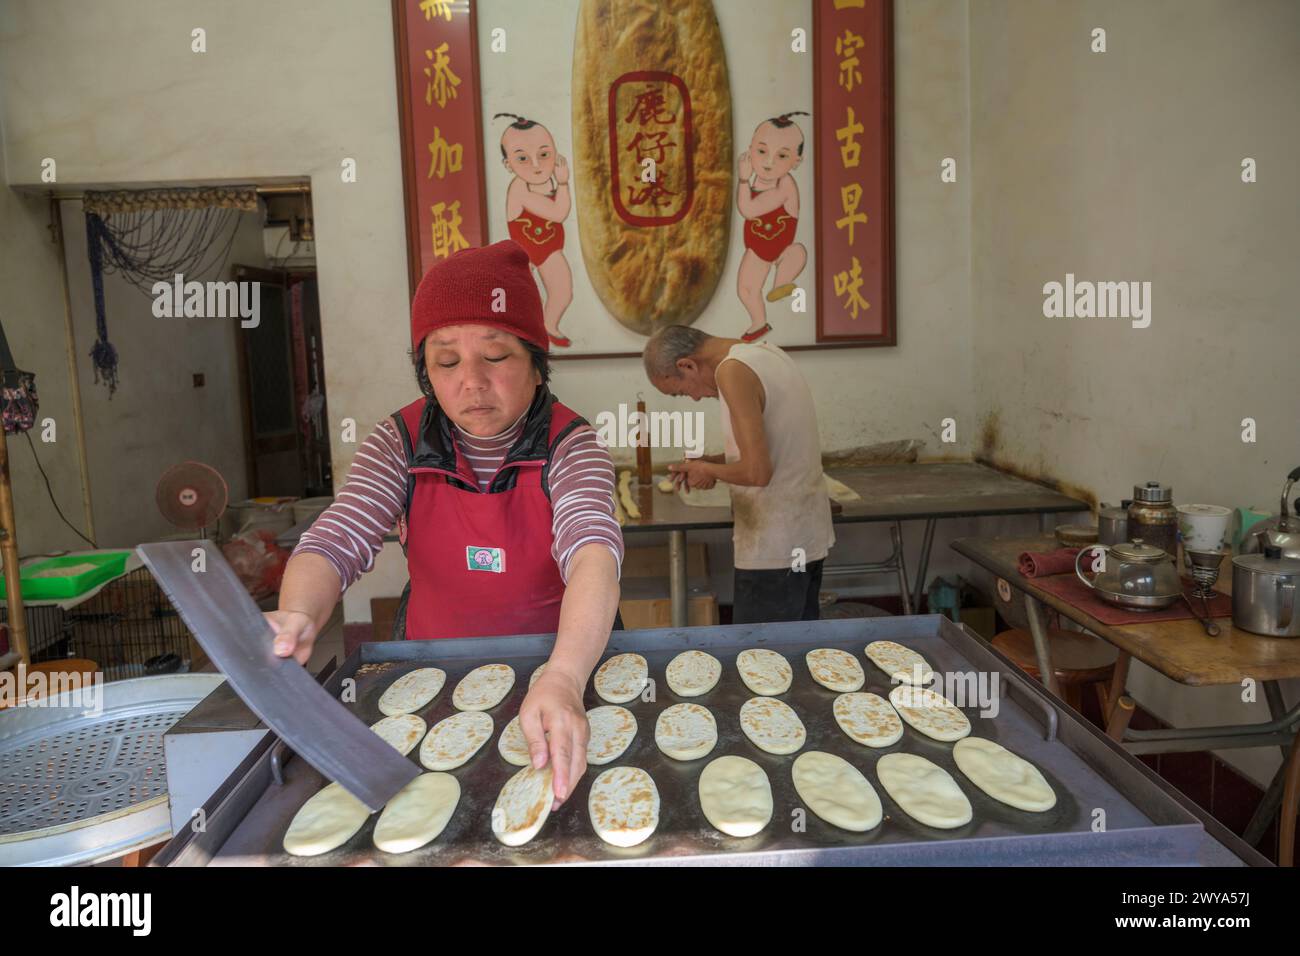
[266,240,624,808]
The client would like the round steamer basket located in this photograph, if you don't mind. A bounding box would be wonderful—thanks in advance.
[0,673,224,866]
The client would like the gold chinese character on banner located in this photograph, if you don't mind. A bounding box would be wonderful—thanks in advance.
[833,256,871,319]
[430,199,469,258]
[836,183,868,245]
[833,0,866,8]
[836,106,864,169]
[835,30,864,92]
[424,43,461,108]
[419,0,453,22]
[427,127,464,180]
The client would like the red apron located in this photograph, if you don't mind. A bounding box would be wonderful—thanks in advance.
[392,389,584,639]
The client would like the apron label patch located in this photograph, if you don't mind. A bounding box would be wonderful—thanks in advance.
[466,546,506,573]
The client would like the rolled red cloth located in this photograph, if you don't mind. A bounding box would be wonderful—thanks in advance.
[1018,547,1083,578]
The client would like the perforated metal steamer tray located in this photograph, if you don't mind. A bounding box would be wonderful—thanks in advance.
[0,673,225,865]
[157,617,1261,866]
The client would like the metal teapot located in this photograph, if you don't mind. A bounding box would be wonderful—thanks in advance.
[1074,539,1183,610]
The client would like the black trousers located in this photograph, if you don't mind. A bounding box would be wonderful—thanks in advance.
[732,559,824,625]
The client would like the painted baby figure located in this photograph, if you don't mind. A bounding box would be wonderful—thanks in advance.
[735,111,810,342]
[496,112,574,348]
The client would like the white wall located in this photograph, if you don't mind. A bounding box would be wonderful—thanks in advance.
[969,0,1300,785]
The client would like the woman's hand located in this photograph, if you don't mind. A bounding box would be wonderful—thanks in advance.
[265,610,319,665]
[517,669,589,809]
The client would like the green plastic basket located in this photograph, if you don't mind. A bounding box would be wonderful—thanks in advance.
[1,551,132,601]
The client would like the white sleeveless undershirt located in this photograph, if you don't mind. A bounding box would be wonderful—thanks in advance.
[717,342,835,570]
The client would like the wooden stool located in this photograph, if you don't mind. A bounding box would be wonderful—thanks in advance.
[992,628,1118,716]
[0,658,100,709]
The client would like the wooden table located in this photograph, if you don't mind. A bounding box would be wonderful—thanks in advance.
[952,533,1300,864]
[623,462,1089,626]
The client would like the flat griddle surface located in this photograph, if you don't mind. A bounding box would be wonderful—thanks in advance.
[206,617,1232,866]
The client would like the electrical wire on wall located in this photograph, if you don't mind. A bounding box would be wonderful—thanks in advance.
[81,186,260,395]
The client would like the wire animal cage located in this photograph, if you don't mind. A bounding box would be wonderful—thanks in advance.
[3,568,199,682]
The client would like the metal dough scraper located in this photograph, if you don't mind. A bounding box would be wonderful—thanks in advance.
[137,541,418,811]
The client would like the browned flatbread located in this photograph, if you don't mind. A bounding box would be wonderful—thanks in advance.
[572,0,732,335]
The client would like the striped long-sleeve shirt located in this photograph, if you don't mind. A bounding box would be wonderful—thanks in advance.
[292,411,624,590]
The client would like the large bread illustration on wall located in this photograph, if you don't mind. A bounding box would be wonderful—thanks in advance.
[572,0,733,336]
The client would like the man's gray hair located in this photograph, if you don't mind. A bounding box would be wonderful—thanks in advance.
[643,325,712,379]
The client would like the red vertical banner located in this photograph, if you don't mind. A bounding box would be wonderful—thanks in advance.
[393,0,488,295]
[813,0,895,344]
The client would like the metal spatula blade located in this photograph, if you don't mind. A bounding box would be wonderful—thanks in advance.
[137,541,418,811]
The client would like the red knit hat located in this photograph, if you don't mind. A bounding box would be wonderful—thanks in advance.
[410,240,547,353]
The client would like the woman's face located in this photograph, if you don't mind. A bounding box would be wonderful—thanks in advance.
[424,325,540,437]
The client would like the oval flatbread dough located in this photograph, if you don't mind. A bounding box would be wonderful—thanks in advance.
[370,714,426,755]
[736,648,793,696]
[588,766,660,847]
[739,696,806,755]
[806,648,866,692]
[698,755,773,838]
[953,737,1057,812]
[378,667,447,716]
[453,663,516,712]
[528,663,547,687]
[833,692,904,748]
[657,478,675,493]
[791,751,882,832]
[876,752,973,829]
[865,641,934,686]
[888,685,971,742]
[587,705,638,765]
[593,653,648,704]
[373,772,460,854]
[666,650,722,697]
[492,765,554,847]
[654,702,718,760]
[497,715,531,767]
[283,782,371,857]
[419,711,493,771]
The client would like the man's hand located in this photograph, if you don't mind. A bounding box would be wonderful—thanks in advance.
[518,669,589,809]
[265,610,318,665]
[668,458,717,491]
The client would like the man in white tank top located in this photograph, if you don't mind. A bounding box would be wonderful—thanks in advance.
[643,326,835,623]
